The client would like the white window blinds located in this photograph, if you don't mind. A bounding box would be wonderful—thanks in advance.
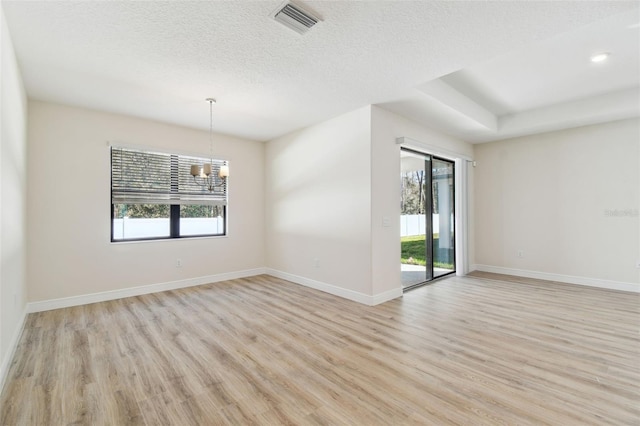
[111,147,228,206]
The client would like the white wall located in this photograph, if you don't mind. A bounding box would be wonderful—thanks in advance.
[264,105,473,303]
[265,106,373,297]
[370,106,473,295]
[0,8,28,386]
[474,119,640,289]
[27,101,265,302]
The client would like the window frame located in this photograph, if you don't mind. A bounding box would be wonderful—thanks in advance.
[110,147,228,243]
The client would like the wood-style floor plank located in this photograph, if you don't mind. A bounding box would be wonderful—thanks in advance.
[1,272,638,425]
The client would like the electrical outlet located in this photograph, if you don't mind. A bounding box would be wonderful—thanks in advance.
[313,258,320,268]
[636,260,640,269]
[176,259,183,267]
[517,250,524,258]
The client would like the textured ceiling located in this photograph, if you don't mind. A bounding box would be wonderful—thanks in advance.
[2,1,639,142]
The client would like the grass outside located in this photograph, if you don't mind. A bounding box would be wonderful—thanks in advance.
[401,235,454,269]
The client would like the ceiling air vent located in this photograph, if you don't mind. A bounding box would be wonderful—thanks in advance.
[272,1,320,35]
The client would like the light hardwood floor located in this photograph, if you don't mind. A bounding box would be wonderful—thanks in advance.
[1,273,638,425]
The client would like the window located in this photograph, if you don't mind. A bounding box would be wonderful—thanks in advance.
[111,147,227,241]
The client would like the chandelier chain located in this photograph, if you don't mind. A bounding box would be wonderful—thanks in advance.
[209,99,214,163]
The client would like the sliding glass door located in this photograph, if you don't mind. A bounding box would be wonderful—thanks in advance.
[400,149,455,289]
[432,157,455,278]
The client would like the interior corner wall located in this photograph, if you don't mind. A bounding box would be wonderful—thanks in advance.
[474,119,640,288]
[370,106,473,295]
[27,101,265,303]
[264,106,373,298]
[0,7,28,385]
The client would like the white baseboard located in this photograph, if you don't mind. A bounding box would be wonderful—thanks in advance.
[471,264,639,293]
[27,268,267,313]
[265,268,402,306]
[0,307,28,394]
[26,266,404,314]
[372,287,404,305]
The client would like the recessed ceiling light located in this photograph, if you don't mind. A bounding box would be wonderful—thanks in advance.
[590,52,610,63]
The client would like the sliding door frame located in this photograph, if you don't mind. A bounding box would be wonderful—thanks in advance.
[397,137,472,277]
[401,147,458,291]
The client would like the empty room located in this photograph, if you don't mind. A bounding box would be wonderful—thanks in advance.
[1,1,638,424]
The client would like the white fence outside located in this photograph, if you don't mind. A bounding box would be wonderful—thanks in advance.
[115,215,433,239]
[400,214,440,237]
[113,217,224,239]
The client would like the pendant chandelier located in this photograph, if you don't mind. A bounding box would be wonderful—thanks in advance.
[190,98,229,192]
